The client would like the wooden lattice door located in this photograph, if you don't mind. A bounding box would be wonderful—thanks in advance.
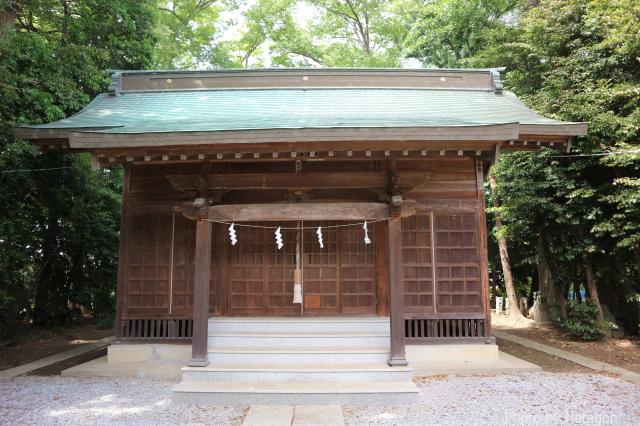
[339,225,377,314]
[229,223,298,316]
[302,222,339,314]
[401,213,435,314]
[434,214,482,313]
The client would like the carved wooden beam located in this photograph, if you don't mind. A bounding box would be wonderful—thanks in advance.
[205,203,390,221]
[166,172,430,195]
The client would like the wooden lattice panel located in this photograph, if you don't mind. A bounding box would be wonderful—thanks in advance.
[169,214,195,314]
[265,226,296,314]
[434,214,481,313]
[339,225,376,314]
[229,223,297,315]
[303,222,339,313]
[401,214,434,313]
[126,213,172,313]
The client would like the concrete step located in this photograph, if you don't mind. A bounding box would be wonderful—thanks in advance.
[182,363,412,383]
[207,346,390,364]
[207,331,389,348]
[208,317,390,334]
[172,381,419,405]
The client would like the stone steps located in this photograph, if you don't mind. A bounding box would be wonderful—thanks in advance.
[182,362,413,383]
[173,316,418,404]
[207,346,390,364]
[207,331,389,348]
[172,381,419,405]
[207,317,390,333]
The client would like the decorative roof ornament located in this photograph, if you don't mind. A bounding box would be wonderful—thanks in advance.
[107,71,122,96]
[490,68,505,95]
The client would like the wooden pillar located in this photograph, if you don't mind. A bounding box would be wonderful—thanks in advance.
[476,158,492,339]
[114,164,132,340]
[190,219,212,367]
[387,216,407,366]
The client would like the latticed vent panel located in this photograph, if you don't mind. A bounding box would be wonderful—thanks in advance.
[119,318,192,340]
[401,214,434,313]
[434,214,481,313]
[405,318,486,339]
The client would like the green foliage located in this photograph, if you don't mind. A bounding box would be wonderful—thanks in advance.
[0,290,18,339]
[155,0,222,68]
[405,0,521,67]
[561,300,609,340]
[0,0,156,326]
[95,315,115,331]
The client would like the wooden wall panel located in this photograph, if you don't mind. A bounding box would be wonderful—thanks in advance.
[400,158,477,199]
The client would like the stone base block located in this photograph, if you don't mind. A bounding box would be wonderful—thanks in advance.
[406,343,499,364]
[107,344,190,363]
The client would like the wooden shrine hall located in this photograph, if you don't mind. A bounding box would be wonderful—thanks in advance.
[17,68,587,403]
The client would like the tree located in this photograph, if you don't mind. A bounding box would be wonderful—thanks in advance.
[489,172,526,321]
[155,0,223,69]
[0,0,156,327]
[404,0,520,67]
[465,0,639,332]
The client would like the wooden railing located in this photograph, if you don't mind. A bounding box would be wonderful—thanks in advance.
[404,313,493,344]
[118,318,193,341]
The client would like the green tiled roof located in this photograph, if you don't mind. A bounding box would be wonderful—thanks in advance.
[21,88,580,134]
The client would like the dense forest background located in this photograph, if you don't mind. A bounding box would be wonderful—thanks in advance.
[0,0,638,337]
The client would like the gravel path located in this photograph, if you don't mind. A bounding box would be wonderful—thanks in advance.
[1,373,638,425]
[0,376,247,426]
[344,373,640,426]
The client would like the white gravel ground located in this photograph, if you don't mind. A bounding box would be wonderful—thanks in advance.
[345,373,640,426]
[0,376,247,426]
[0,373,638,425]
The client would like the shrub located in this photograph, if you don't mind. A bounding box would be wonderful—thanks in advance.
[561,300,609,341]
[95,316,115,331]
[0,290,19,339]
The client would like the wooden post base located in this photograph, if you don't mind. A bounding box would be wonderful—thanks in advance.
[188,358,210,367]
[388,356,408,367]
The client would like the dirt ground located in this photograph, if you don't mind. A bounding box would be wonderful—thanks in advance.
[492,313,640,374]
[0,322,113,371]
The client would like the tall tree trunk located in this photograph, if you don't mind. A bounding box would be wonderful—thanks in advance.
[537,233,566,321]
[583,257,604,322]
[633,247,640,289]
[0,6,17,34]
[489,174,525,320]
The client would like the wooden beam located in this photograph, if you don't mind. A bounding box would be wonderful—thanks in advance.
[388,216,407,366]
[167,172,431,192]
[205,203,390,221]
[190,219,212,367]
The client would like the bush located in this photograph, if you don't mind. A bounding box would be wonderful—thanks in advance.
[95,316,115,331]
[561,300,609,341]
[0,290,19,339]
